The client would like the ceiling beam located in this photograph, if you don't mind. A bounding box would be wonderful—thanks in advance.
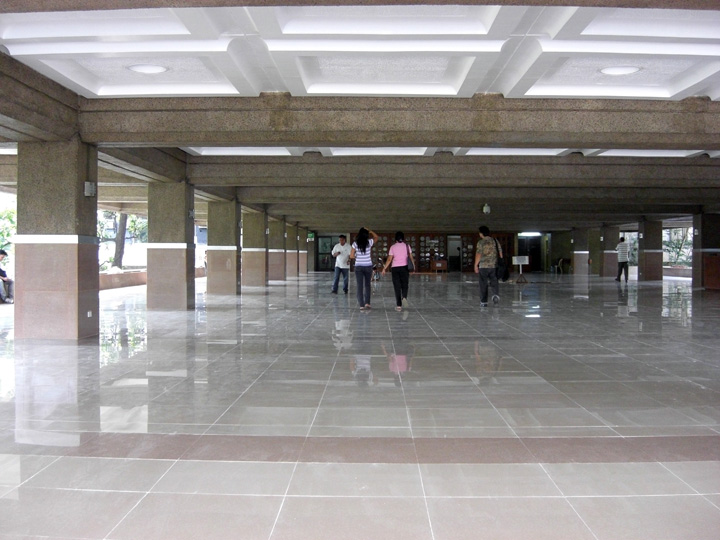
[80,94,720,149]
[1,1,715,13]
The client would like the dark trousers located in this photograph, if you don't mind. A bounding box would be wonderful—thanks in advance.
[478,267,498,303]
[391,266,410,307]
[332,266,349,292]
[355,266,373,307]
[617,261,628,281]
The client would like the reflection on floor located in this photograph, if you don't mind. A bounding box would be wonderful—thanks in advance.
[0,273,719,539]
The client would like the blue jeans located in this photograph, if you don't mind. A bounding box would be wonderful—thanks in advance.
[478,267,498,303]
[332,266,349,292]
[354,266,373,307]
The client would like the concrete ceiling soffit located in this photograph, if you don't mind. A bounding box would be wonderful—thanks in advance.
[99,147,187,183]
[191,154,720,188]
[0,53,77,141]
[0,155,17,186]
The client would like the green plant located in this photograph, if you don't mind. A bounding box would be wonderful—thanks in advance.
[663,227,692,266]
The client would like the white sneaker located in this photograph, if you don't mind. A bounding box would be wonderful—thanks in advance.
[402,297,409,308]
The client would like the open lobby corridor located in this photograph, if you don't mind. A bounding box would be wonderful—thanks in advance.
[0,273,719,539]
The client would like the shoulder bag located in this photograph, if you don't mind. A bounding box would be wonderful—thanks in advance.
[494,238,509,282]
[406,243,414,271]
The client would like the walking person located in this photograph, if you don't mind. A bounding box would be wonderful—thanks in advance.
[381,231,415,312]
[615,236,630,282]
[350,227,379,311]
[474,226,501,306]
[330,234,351,294]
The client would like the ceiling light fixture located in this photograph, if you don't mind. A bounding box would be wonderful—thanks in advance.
[127,64,168,74]
[600,66,640,76]
[483,203,491,215]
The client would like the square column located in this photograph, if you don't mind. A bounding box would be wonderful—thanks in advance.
[599,226,620,277]
[638,220,663,281]
[147,183,195,310]
[286,223,299,278]
[305,230,316,272]
[268,218,286,281]
[693,213,720,289]
[207,201,241,295]
[241,210,267,287]
[571,228,590,276]
[299,228,309,275]
[15,138,99,339]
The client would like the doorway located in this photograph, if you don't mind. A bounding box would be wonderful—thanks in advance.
[517,235,543,272]
[448,235,462,271]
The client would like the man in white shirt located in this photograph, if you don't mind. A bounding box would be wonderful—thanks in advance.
[331,235,351,294]
[615,237,630,283]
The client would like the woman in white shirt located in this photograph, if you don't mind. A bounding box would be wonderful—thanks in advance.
[350,227,378,310]
[382,231,416,312]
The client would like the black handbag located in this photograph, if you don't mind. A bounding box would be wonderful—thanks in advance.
[494,239,509,282]
[406,243,414,271]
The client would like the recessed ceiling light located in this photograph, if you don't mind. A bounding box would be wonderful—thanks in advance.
[127,64,168,74]
[600,66,640,76]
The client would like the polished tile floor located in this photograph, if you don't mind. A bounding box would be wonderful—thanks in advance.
[0,272,719,539]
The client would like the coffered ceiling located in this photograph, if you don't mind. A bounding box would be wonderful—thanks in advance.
[0,1,719,233]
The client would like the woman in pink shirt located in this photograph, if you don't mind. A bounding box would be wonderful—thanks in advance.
[381,231,416,312]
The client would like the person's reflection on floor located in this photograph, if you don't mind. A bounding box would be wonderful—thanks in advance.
[617,280,630,318]
[350,355,377,387]
[383,343,412,387]
[473,340,501,386]
[349,306,377,387]
[331,296,353,353]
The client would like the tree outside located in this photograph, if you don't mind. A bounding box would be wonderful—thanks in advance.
[98,211,148,271]
[663,227,692,266]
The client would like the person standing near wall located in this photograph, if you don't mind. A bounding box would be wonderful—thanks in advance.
[0,249,14,304]
[330,234,351,294]
[616,236,630,283]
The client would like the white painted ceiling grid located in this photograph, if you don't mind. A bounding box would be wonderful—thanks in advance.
[1,5,719,158]
[1,5,719,100]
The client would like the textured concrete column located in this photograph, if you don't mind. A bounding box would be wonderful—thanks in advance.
[268,218,285,281]
[692,213,720,289]
[286,222,298,278]
[241,210,267,287]
[638,220,663,281]
[147,183,195,309]
[305,230,316,272]
[14,137,99,339]
[599,226,620,277]
[588,228,601,275]
[298,228,308,275]
[207,201,241,295]
[572,228,590,276]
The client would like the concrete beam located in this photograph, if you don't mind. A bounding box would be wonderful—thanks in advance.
[80,94,720,149]
[0,53,77,142]
[190,154,720,188]
[1,1,714,13]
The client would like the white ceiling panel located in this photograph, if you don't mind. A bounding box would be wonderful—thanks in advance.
[0,5,718,100]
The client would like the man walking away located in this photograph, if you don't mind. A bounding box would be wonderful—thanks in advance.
[474,226,501,306]
[615,237,629,283]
